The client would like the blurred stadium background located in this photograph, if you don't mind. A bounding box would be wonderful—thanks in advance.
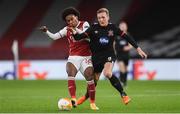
[0,0,180,113]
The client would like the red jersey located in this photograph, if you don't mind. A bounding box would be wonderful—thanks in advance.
[59,21,91,56]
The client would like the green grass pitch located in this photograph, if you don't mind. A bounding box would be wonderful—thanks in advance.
[0,80,180,113]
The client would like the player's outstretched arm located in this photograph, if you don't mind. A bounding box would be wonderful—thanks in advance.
[39,26,61,40]
[115,25,147,59]
[120,33,147,59]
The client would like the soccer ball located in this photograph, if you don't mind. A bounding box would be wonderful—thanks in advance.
[58,98,72,111]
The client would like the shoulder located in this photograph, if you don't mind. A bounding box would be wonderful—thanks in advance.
[90,22,99,28]
[108,23,119,32]
[91,22,98,26]
[108,23,116,28]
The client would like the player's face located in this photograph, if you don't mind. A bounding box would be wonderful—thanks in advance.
[97,12,109,27]
[119,22,128,32]
[65,14,79,27]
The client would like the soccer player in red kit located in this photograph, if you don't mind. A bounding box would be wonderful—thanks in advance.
[39,7,98,110]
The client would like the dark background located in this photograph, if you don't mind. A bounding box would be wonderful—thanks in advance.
[0,0,180,60]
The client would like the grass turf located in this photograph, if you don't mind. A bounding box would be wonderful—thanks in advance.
[0,80,180,113]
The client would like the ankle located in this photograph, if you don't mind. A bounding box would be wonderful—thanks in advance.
[90,100,95,104]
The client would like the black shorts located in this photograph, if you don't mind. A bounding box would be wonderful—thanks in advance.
[116,54,130,66]
[92,54,116,73]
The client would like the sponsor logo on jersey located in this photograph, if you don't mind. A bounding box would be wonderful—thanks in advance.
[99,37,109,45]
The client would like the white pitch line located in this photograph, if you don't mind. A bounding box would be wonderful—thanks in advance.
[1,93,180,99]
[1,113,180,114]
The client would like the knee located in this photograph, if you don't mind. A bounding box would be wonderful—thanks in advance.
[66,70,77,77]
[66,63,77,77]
[103,71,112,78]
[85,69,93,76]
[86,76,93,81]
[84,67,94,81]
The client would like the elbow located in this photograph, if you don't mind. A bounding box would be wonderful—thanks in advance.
[48,36,58,40]
[52,38,57,41]
[52,37,58,40]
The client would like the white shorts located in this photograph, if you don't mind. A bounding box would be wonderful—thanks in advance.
[67,56,93,74]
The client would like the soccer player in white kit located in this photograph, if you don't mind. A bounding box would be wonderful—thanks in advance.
[39,7,99,110]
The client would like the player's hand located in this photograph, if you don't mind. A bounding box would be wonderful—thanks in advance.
[67,27,77,34]
[136,47,147,59]
[39,26,48,32]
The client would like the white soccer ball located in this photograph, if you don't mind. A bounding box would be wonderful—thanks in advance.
[58,98,72,111]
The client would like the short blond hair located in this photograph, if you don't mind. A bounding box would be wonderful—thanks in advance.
[97,8,109,16]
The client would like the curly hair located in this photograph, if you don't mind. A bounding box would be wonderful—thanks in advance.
[62,7,80,21]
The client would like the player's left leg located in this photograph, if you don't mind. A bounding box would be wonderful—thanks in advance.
[84,67,99,110]
[103,62,131,105]
[79,56,99,110]
[123,59,129,87]
[118,61,127,86]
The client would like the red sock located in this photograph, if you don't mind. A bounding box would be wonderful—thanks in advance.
[68,77,76,98]
[87,80,95,103]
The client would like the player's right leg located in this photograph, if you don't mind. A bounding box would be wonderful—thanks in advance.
[66,62,78,108]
